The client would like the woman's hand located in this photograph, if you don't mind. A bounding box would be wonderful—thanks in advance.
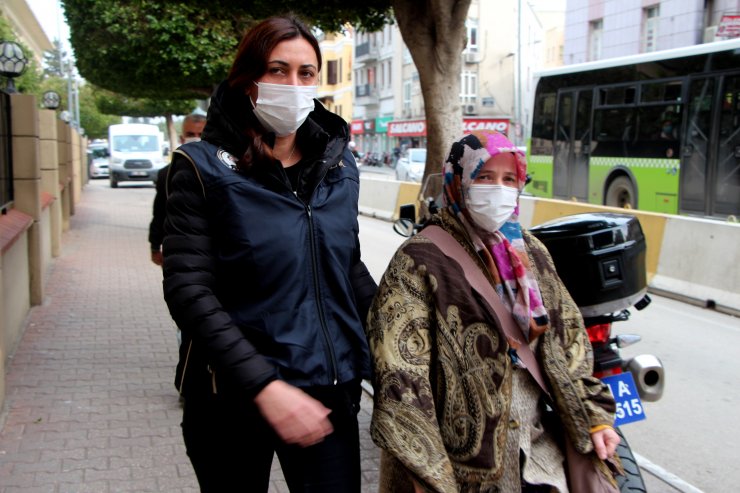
[591,427,620,460]
[253,380,333,447]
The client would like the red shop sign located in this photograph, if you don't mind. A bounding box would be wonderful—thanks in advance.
[463,118,510,136]
[387,120,426,137]
[351,120,364,135]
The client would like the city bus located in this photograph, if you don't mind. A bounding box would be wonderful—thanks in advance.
[527,38,740,219]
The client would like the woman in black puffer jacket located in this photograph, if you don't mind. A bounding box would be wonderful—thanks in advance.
[162,15,376,493]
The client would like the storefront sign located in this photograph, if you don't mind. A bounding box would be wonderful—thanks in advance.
[463,118,510,135]
[388,118,511,137]
[350,120,364,135]
[717,14,740,38]
[387,120,427,137]
[363,120,376,133]
[375,116,393,133]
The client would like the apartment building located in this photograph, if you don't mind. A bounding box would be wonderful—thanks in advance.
[317,28,354,124]
[564,0,740,64]
[351,0,565,154]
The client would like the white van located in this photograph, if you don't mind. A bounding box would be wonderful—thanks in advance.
[107,123,167,188]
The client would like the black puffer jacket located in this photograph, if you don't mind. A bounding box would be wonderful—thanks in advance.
[162,81,376,400]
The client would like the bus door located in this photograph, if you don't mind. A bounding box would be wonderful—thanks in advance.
[681,73,740,217]
[553,89,592,201]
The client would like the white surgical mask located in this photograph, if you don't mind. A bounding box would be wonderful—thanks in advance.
[182,137,200,144]
[466,184,519,232]
[251,82,317,136]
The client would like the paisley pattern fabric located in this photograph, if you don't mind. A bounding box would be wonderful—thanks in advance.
[368,209,617,493]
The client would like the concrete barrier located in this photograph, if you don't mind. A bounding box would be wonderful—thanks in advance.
[520,196,740,316]
[359,175,420,221]
[358,182,740,315]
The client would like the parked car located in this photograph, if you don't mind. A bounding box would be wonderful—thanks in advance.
[395,148,426,182]
[87,143,110,179]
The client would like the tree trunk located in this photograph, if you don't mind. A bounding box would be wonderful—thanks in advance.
[392,0,471,214]
[165,113,178,155]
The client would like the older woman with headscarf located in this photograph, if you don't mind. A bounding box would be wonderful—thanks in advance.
[367,131,621,493]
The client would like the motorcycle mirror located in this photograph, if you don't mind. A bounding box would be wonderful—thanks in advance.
[393,218,416,237]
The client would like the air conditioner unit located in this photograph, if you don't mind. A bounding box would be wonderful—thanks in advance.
[462,103,477,115]
[704,26,718,43]
[464,52,480,64]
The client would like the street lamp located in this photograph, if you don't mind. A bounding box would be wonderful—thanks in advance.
[42,90,61,110]
[0,40,28,94]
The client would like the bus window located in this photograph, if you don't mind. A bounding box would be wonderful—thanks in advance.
[599,85,636,106]
[641,80,682,103]
[593,107,635,157]
[531,91,556,155]
[635,104,681,158]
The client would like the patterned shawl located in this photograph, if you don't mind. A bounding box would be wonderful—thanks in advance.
[442,131,550,342]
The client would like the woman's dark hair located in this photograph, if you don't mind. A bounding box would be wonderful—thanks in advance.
[227,15,322,169]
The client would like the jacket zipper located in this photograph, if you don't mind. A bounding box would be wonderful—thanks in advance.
[306,203,339,385]
[271,158,341,385]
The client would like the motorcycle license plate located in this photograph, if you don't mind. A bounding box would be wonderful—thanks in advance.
[602,372,646,426]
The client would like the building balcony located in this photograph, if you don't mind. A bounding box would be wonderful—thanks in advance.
[355,84,379,107]
[355,42,379,61]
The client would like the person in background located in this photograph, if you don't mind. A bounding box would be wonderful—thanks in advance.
[148,112,206,266]
[161,15,376,493]
[368,131,620,492]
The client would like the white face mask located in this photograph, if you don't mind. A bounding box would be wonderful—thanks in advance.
[466,184,519,232]
[251,82,317,136]
[182,137,200,144]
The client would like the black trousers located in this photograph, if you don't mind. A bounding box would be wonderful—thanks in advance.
[181,380,362,493]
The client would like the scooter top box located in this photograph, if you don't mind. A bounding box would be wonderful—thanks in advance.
[529,213,647,317]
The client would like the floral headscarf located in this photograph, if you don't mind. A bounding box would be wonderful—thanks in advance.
[442,131,550,342]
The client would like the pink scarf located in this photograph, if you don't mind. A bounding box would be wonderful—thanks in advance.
[442,131,550,342]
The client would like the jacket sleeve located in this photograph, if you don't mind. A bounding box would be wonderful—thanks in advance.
[162,156,278,397]
[148,166,169,251]
[350,241,377,329]
[524,231,616,453]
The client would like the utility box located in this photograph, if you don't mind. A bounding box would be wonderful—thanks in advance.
[530,213,647,317]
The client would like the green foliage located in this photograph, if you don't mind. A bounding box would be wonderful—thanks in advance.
[0,13,44,94]
[34,77,121,139]
[79,85,122,138]
[62,0,393,100]
[63,0,248,99]
[94,88,196,118]
[42,39,68,78]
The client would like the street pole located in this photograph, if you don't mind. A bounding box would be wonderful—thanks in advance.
[516,0,523,146]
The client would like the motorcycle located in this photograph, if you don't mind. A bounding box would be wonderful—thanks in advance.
[393,175,665,492]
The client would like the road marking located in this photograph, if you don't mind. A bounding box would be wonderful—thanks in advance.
[652,302,740,333]
[635,452,705,493]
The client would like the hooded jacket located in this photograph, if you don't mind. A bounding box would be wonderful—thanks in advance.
[162,81,375,399]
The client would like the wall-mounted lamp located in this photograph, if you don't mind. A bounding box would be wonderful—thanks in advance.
[0,40,28,94]
[42,90,61,109]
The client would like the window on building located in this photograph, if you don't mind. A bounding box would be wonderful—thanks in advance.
[589,19,603,61]
[643,6,660,53]
[339,58,342,83]
[465,18,479,53]
[327,60,338,85]
[387,61,392,88]
[379,63,384,89]
[460,71,478,104]
[403,80,412,113]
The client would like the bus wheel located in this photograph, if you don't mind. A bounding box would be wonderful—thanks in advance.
[605,176,636,209]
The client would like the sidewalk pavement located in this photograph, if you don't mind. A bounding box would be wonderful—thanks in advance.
[0,181,381,492]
